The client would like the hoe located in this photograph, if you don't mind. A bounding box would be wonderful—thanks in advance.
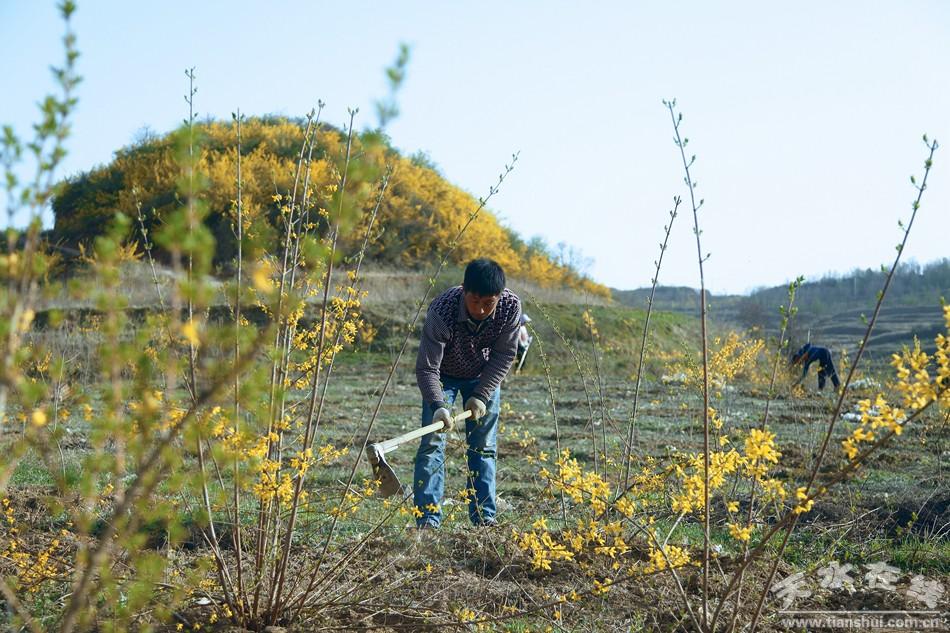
[368,410,472,497]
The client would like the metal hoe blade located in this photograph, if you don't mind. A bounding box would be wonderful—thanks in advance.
[368,444,403,497]
[366,411,471,498]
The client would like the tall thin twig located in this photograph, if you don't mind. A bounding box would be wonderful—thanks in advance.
[584,301,609,480]
[230,107,248,622]
[184,67,199,404]
[531,325,568,525]
[621,196,681,489]
[665,98,711,630]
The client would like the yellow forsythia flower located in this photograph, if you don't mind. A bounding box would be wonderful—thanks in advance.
[728,522,752,542]
[30,409,47,427]
[181,320,200,346]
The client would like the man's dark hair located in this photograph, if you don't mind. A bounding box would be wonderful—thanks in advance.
[463,258,506,296]
[791,343,811,364]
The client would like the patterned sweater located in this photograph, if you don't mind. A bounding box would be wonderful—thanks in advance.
[415,286,522,406]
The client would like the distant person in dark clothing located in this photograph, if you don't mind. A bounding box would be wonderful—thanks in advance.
[791,343,840,391]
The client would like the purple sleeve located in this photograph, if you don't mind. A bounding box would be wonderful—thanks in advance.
[415,305,451,405]
[474,300,522,402]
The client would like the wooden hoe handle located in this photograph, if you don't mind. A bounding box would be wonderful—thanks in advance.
[375,410,472,455]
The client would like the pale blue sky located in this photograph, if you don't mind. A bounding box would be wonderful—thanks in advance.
[3,1,948,293]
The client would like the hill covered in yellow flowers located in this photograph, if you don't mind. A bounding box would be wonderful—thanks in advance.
[50,116,608,298]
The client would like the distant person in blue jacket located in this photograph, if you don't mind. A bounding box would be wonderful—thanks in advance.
[791,343,840,391]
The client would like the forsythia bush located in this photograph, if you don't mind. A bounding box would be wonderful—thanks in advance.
[51,117,608,297]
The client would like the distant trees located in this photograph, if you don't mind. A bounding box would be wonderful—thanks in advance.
[701,260,950,341]
[742,259,950,321]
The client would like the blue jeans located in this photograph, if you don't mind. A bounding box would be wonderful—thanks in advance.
[413,376,500,527]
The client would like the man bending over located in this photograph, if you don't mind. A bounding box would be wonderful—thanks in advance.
[414,258,521,528]
[791,342,841,391]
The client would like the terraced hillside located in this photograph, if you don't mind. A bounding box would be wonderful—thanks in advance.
[615,262,949,360]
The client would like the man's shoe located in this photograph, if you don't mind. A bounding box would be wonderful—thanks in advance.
[413,522,439,542]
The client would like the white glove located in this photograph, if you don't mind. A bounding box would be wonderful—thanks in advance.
[464,397,487,421]
[433,407,453,433]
